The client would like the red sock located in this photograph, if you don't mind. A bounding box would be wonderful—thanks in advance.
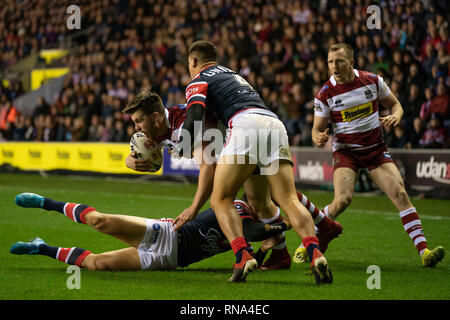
[302,236,320,263]
[55,247,91,266]
[399,207,428,255]
[230,237,248,255]
[296,191,325,224]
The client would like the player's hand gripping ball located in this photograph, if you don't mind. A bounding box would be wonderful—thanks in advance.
[129,132,163,172]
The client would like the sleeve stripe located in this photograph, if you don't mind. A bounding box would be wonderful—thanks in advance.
[189,93,207,100]
[186,81,208,90]
[186,100,206,110]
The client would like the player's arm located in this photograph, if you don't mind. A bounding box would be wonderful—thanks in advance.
[379,92,403,128]
[174,81,208,157]
[312,96,331,147]
[173,141,216,231]
[312,116,330,147]
[125,143,153,172]
[182,104,205,147]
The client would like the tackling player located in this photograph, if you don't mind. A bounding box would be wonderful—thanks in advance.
[302,43,444,267]
[121,90,341,273]
[10,193,290,279]
[176,40,333,283]
[121,91,292,270]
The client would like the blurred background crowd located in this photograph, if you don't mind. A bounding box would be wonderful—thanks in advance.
[0,0,449,148]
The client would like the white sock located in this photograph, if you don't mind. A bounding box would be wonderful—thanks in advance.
[324,205,335,220]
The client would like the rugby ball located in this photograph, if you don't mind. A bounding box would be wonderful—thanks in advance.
[130,132,163,172]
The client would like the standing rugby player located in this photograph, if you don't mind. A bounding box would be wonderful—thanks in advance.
[176,40,333,283]
[309,43,444,267]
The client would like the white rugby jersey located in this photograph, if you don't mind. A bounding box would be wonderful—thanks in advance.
[314,69,391,151]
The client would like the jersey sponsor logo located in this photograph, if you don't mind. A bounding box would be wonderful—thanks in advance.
[186,86,199,96]
[264,224,282,231]
[341,101,373,122]
[314,103,322,112]
[185,82,208,101]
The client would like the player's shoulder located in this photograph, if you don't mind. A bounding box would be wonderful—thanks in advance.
[357,70,380,83]
[165,104,187,116]
[167,104,187,111]
[315,80,333,101]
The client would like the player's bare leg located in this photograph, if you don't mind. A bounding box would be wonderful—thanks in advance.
[327,167,358,219]
[368,162,412,211]
[12,193,147,270]
[211,155,259,281]
[82,247,142,271]
[84,212,147,248]
[243,175,278,219]
[265,160,332,283]
[264,161,316,239]
[369,163,445,267]
[243,175,291,270]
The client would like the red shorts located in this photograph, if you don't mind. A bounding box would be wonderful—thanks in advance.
[332,143,394,173]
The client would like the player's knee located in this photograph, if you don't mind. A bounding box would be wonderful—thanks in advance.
[245,194,267,216]
[88,213,110,233]
[394,187,409,204]
[210,195,232,212]
[82,255,103,271]
[86,256,110,271]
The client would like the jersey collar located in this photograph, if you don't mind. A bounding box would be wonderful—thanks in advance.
[192,63,217,79]
[330,69,359,86]
[164,108,171,128]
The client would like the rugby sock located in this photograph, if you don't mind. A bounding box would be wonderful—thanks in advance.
[297,191,325,224]
[231,237,249,263]
[399,207,428,256]
[43,198,96,224]
[302,236,321,263]
[323,205,335,220]
[254,249,268,266]
[246,241,254,255]
[38,243,91,267]
[259,208,287,250]
[296,191,336,233]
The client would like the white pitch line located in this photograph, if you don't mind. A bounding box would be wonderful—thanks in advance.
[1,185,449,220]
[0,185,192,202]
[346,209,450,220]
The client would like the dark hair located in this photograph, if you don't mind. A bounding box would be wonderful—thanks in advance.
[121,90,164,115]
[188,40,217,63]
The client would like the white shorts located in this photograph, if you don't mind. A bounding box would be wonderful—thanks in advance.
[220,110,292,174]
[138,219,178,271]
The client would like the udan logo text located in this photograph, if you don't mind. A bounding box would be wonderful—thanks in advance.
[416,156,450,184]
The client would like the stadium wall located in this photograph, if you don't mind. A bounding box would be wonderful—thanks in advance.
[0,143,448,198]
[289,147,450,199]
[0,142,161,175]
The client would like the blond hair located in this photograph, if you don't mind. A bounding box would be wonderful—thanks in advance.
[329,43,354,60]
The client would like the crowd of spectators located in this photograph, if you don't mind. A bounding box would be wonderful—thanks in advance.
[0,0,449,149]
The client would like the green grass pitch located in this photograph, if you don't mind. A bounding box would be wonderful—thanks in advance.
[0,173,449,300]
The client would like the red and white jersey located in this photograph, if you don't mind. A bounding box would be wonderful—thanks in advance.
[314,69,391,151]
